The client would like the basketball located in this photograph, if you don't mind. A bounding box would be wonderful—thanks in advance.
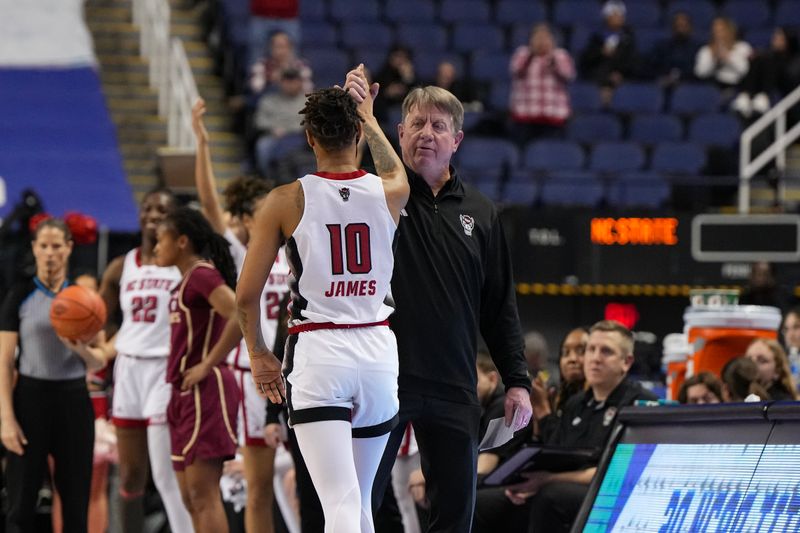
[50,285,107,342]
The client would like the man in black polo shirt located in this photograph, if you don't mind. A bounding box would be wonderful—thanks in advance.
[474,320,657,533]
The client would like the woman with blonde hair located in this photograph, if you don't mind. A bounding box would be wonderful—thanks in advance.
[694,17,753,91]
[745,338,798,401]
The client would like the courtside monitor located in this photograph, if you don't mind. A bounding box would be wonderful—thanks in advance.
[571,403,800,532]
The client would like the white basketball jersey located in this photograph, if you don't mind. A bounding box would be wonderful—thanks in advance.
[115,249,182,357]
[288,170,397,327]
[225,230,291,370]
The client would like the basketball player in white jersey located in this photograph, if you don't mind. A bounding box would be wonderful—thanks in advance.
[94,189,194,532]
[192,98,290,533]
[237,65,409,533]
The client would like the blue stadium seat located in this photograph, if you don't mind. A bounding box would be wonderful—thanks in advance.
[328,0,381,22]
[304,48,349,87]
[775,0,800,27]
[350,47,389,74]
[383,0,436,23]
[395,23,448,51]
[666,0,717,30]
[524,140,585,172]
[569,82,603,113]
[720,0,772,30]
[610,83,664,114]
[688,113,742,147]
[670,83,721,115]
[569,26,593,55]
[496,1,547,26]
[489,80,510,112]
[472,179,502,201]
[541,172,604,206]
[452,23,505,53]
[553,0,603,28]
[629,114,683,144]
[651,142,706,174]
[470,51,511,82]
[744,28,776,51]
[607,173,671,207]
[590,142,646,173]
[340,23,394,49]
[300,21,338,48]
[298,0,326,21]
[626,1,662,27]
[456,137,520,181]
[567,113,623,143]
[439,0,491,24]
[501,182,538,205]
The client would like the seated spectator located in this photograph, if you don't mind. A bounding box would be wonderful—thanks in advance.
[249,30,312,96]
[523,330,550,378]
[551,327,588,414]
[247,0,300,69]
[721,356,770,402]
[694,17,752,95]
[579,1,638,98]
[430,60,481,111]
[732,27,800,118]
[253,67,307,176]
[745,338,798,401]
[509,23,575,146]
[738,261,790,310]
[473,320,657,533]
[647,11,702,87]
[781,307,800,387]
[374,45,417,121]
[678,372,723,404]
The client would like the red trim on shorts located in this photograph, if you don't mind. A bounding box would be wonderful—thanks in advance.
[112,417,148,428]
[313,169,367,181]
[245,436,268,447]
[288,320,389,334]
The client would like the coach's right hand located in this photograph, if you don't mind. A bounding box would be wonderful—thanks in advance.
[1,416,27,455]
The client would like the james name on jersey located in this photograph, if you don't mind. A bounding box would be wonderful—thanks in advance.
[324,279,378,298]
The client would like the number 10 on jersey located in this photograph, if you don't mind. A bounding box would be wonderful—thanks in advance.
[327,223,372,275]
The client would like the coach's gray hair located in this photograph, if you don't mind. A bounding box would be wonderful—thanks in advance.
[401,86,464,132]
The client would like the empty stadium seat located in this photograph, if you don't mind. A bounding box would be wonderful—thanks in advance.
[721,0,772,30]
[328,0,381,22]
[501,182,538,205]
[607,173,671,208]
[299,0,326,21]
[541,172,604,206]
[452,23,505,53]
[567,113,623,143]
[395,23,448,51]
[456,137,519,181]
[775,0,800,27]
[590,142,646,173]
[610,83,664,114]
[553,0,603,28]
[470,51,511,82]
[629,114,683,144]
[669,83,721,115]
[488,80,510,112]
[651,142,706,174]
[414,52,465,82]
[626,1,662,27]
[569,82,603,113]
[496,0,547,26]
[439,0,492,24]
[383,0,436,23]
[340,22,393,49]
[300,21,338,48]
[688,113,742,147]
[524,140,585,172]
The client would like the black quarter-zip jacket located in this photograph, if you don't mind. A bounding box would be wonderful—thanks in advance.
[389,165,531,405]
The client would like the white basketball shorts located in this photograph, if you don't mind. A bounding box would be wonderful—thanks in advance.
[112,354,171,427]
[234,369,269,447]
[283,325,399,437]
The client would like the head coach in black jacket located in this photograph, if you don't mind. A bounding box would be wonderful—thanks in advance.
[345,71,533,531]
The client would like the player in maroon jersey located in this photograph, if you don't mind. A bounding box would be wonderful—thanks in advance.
[154,206,242,533]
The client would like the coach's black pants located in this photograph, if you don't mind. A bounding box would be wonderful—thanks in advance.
[5,376,94,533]
[473,482,588,533]
[373,390,482,533]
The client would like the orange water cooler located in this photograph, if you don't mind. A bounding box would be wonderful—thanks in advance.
[683,306,782,380]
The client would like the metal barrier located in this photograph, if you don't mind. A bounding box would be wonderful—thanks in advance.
[739,84,800,213]
[131,0,197,150]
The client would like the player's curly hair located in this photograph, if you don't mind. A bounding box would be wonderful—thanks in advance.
[299,87,362,152]
[223,177,271,218]
[163,207,237,290]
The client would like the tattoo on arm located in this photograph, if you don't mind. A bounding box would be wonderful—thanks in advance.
[238,308,269,353]
[363,120,400,177]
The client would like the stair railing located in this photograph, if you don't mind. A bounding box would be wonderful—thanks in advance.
[739,84,800,213]
[132,0,198,150]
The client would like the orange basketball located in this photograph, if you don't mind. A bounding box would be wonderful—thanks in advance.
[50,285,107,342]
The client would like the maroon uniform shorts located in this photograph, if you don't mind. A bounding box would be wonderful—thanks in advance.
[168,366,240,471]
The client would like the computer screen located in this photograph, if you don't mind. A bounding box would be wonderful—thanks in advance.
[573,404,800,533]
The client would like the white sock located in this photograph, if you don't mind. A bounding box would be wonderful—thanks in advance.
[147,424,195,533]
